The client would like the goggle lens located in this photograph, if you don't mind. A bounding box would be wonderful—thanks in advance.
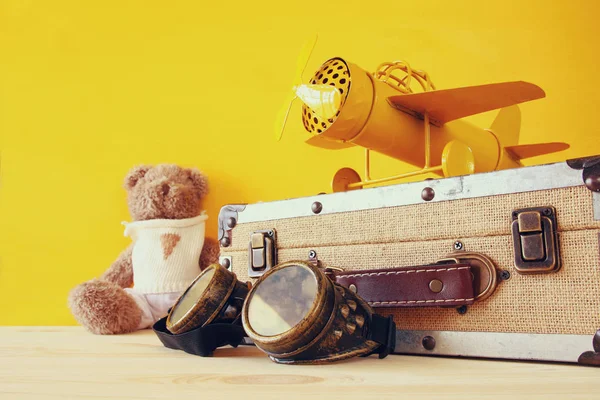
[247,264,318,337]
[169,267,216,328]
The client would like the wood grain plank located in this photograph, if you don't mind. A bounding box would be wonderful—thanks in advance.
[0,327,598,400]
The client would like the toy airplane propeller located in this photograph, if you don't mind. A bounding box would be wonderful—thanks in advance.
[275,39,570,192]
[274,35,343,142]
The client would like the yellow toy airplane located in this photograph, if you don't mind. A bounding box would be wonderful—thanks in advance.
[275,38,569,192]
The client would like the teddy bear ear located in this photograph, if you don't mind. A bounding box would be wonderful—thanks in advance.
[124,165,151,189]
[187,168,209,198]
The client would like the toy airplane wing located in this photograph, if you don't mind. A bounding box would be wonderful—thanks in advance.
[387,81,546,126]
[305,135,355,149]
[505,143,570,160]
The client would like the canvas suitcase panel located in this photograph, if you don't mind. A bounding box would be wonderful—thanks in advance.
[217,156,600,366]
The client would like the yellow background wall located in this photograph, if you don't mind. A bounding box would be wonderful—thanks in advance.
[1,1,598,325]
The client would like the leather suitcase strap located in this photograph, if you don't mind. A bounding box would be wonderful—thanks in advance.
[332,264,475,308]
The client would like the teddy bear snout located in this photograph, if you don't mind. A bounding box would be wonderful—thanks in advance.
[161,182,188,197]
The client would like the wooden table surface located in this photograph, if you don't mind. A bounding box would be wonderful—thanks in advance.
[0,327,598,400]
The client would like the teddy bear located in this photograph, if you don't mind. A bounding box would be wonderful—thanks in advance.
[68,164,220,335]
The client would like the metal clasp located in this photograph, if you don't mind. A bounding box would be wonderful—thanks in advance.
[248,230,277,278]
[511,207,561,275]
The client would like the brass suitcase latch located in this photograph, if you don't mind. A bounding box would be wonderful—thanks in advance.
[248,230,277,278]
[511,207,561,274]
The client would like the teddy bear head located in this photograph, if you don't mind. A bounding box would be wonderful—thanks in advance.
[123,164,209,221]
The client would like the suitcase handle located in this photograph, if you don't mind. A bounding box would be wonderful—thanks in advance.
[330,251,498,308]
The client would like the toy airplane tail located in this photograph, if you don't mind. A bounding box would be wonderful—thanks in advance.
[490,105,569,164]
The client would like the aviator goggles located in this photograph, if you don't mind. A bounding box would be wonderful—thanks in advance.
[152,261,396,364]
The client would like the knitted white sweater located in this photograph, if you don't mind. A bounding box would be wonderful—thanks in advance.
[122,212,208,294]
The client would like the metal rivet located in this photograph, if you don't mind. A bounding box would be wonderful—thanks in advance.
[220,237,230,247]
[500,270,511,280]
[453,241,464,251]
[340,304,350,319]
[349,284,357,293]
[429,279,443,293]
[457,305,468,315]
[311,201,323,214]
[226,217,237,229]
[220,258,231,269]
[308,250,317,259]
[422,336,436,351]
[347,300,357,311]
[355,314,364,328]
[585,175,600,192]
[421,187,435,201]
[346,323,356,335]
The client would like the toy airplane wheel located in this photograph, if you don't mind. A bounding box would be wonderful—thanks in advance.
[332,168,362,192]
[442,140,475,177]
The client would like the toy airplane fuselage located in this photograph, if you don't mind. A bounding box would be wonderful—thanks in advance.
[292,57,568,189]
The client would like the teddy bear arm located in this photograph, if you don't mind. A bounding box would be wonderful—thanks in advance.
[199,237,220,270]
[100,243,134,288]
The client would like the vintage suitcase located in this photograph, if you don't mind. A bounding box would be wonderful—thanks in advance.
[217,156,600,366]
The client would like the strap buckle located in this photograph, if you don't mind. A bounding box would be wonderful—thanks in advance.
[322,265,343,280]
[435,251,499,302]
[308,249,344,278]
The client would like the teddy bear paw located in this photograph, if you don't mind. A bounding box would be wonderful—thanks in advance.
[68,279,142,335]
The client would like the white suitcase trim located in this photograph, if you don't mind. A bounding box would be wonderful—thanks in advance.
[236,161,587,224]
[395,331,592,363]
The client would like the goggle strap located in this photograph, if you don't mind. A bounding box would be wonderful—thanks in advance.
[366,314,397,359]
[152,316,247,357]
